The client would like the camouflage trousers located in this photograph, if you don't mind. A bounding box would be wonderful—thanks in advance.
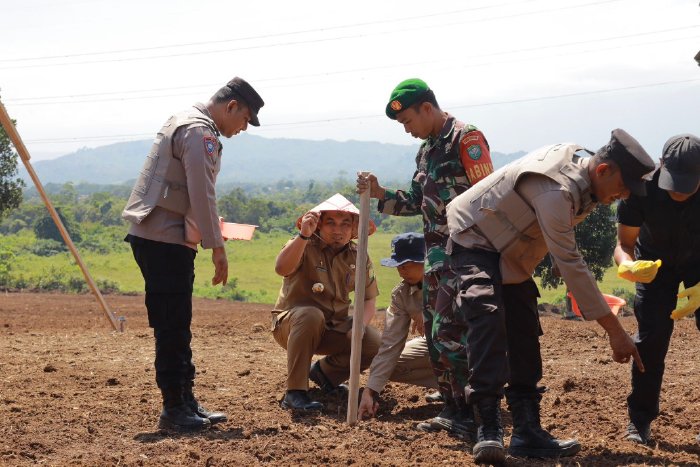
[434,246,544,402]
[423,271,463,401]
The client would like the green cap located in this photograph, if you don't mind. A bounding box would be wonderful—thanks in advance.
[385,78,430,119]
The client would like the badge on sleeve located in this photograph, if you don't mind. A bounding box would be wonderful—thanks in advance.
[459,131,494,185]
[467,144,482,160]
[203,136,217,157]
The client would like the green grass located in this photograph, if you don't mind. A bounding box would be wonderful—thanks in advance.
[3,230,636,309]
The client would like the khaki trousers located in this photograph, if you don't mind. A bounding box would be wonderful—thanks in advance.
[273,306,381,390]
[390,336,438,389]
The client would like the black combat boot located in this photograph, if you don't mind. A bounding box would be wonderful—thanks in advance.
[159,386,211,431]
[281,390,323,411]
[472,397,505,466]
[425,391,444,403]
[184,381,228,425]
[453,396,478,443]
[309,361,349,395]
[624,421,652,445]
[418,394,477,441]
[508,397,581,458]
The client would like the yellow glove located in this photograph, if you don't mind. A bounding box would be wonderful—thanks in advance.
[671,283,700,320]
[617,259,662,283]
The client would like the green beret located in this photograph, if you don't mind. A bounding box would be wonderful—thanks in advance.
[385,78,430,120]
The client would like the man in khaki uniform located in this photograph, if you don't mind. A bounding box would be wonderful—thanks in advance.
[272,194,382,411]
[122,77,264,431]
[442,129,655,465]
[359,233,439,420]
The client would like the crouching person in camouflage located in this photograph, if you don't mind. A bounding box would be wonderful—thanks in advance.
[272,194,382,411]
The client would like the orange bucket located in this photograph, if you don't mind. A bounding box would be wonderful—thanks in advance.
[566,292,626,317]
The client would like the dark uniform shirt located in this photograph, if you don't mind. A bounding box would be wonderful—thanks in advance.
[378,114,493,273]
[617,169,700,272]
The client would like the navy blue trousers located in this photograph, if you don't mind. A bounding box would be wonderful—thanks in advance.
[629,269,700,425]
[127,235,197,390]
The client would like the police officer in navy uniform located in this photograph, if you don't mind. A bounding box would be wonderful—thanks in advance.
[122,77,264,431]
[615,134,700,445]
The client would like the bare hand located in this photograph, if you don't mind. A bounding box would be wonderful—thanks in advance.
[356,172,385,199]
[411,314,425,337]
[358,388,379,420]
[299,211,320,238]
[609,329,645,372]
[211,247,228,286]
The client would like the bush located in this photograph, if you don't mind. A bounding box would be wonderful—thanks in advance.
[29,238,66,256]
[611,287,636,314]
[212,278,247,301]
[0,247,13,286]
[96,278,121,294]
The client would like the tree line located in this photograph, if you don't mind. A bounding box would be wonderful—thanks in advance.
[0,122,614,297]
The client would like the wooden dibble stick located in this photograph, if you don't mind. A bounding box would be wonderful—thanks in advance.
[0,100,124,332]
[347,171,371,425]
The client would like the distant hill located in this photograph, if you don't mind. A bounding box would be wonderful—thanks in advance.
[20,134,525,186]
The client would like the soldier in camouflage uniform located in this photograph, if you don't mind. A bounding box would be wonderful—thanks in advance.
[357,78,493,436]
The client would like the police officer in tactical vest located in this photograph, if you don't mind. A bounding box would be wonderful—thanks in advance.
[122,77,264,431]
[443,129,654,464]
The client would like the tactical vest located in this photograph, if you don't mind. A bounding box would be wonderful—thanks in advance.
[122,108,220,224]
[447,143,593,279]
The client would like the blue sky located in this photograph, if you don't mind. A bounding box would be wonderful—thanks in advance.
[0,0,698,161]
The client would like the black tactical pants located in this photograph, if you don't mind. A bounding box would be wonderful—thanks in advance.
[446,246,543,403]
[629,269,700,425]
[127,235,197,390]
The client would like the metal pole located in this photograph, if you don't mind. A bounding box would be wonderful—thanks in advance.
[347,172,371,425]
[0,100,124,332]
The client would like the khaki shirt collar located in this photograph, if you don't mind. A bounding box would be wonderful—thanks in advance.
[406,280,422,295]
[310,235,354,255]
[578,157,596,209]
[193,102,220,137]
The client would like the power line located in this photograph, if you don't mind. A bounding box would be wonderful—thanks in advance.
[22,77,699,144]
[0,0,626,70]
[0,0,539,63]
[6,27,697,106]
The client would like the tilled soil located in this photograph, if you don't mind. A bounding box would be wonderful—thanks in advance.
[0,292,698,466]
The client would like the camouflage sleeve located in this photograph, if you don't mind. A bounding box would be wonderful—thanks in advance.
[459,128,494,186]
[377,169,424,216]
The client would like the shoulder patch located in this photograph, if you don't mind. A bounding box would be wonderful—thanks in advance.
[203,136,217,157]
[467,144,482,161]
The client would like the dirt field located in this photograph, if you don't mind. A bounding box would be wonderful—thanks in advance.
[0,292,698,466]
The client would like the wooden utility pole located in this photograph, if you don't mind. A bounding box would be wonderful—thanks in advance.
[0,100,124,332]
[347,172,371,425]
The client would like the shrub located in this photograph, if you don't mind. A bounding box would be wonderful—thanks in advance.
[29,239,66,256]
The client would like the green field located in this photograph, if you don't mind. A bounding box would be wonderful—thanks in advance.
[4,230,636,310]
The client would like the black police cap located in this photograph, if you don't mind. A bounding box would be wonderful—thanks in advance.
[606,129,655,196]
[226,77,264,126]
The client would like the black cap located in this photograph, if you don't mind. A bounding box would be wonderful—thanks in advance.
[606,129,655,196]
[381,232,425,267]
[226,77,264,126]
[658,134,700,194]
